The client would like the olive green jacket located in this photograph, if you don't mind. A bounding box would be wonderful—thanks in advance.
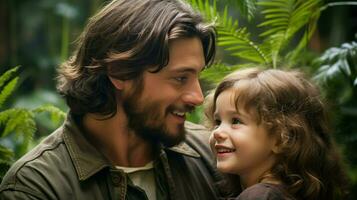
[0,115,227,200]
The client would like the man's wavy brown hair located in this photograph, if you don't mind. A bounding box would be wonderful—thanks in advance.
[57,0,216,116]
[205,68,349,200]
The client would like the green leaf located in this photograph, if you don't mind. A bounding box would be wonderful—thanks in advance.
[1,108,36,141]
[187,0,269,64]
[201,62,257,83]
[226,0,257,21]
[0,77,18,109]
[0,145,14,163]
[313,41,357,87]
[0,66,19,89]
[258,0,323,67]
[33,104,66,125]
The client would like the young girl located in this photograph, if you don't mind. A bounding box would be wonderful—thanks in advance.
[205,68,349,200]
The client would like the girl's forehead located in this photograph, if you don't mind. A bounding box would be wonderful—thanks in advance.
[215,89,236,107]
[215,88,259,122]
[215,89,246,113]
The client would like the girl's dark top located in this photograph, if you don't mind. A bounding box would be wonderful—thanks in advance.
[236,183,295,200]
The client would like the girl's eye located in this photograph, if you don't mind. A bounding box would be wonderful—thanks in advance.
[232,118,242,125]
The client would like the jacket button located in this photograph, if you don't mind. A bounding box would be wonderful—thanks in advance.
[112,175,122,186]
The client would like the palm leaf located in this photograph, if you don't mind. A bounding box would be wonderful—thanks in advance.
[258,0,322,67]
[187,0,269,64]
[226,0,257,21]
[286,9,320,64]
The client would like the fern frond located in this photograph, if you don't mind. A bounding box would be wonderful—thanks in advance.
[0,108,12,127]
[0,145,14,162]
[33,104,66,125]
[258,0,322,67]
[0,77,18,109]
[1,108,36,141]
[13,109,36,151]
[0,144,14,179]
[0,66,19,89]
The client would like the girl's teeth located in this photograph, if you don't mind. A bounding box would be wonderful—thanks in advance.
[217,149,235,153]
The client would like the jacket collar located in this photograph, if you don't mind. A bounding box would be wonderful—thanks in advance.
[62,114,200,181]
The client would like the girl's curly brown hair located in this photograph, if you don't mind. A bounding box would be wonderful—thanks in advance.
[205,68,349,200]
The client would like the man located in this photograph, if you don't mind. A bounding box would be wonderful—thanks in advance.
[0,0,237,199]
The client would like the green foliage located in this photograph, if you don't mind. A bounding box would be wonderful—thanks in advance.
[201,62,256,83]
[188,0,270,64]
[312,40,357,198]
[231,0,257,21]
[0,67,65,179]
[258,0,322,67]
[188,0,323,69]
[187,1,357,197]
[314,41,357,89]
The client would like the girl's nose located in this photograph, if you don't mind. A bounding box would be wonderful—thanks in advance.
[212,127,228,142]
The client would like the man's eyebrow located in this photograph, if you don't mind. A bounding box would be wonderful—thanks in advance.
[168,66,204,74]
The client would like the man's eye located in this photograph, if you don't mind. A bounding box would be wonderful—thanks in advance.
[174,77,188,83]
[214,119,221,129]
[232,118,242,125]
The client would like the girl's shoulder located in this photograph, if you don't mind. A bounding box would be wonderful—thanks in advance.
[236,183,295,200]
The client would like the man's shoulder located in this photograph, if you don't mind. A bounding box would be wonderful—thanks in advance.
[0,126,72,195]
[184,121,210,146]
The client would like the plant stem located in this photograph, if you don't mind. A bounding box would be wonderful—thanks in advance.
[320,2,357,12]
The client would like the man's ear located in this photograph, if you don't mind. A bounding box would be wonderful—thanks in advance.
[109,76,125,90]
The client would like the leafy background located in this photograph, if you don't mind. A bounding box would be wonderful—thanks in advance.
[1,0,357,198]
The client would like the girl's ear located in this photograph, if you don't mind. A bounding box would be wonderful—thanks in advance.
[271,135,282,154]
[109,76,125,90]
[271,143,281,154]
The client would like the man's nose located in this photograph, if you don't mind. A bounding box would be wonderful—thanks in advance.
[182,79,204,106]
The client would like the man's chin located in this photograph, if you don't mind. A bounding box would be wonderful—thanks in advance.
[132,123,186,147]
[157,124,186,147]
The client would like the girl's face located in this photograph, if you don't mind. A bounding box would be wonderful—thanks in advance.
[209,89,278,179]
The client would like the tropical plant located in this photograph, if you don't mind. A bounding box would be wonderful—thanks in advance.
[186,0,357,197]
[0,67,66,179]
[313,40,357,197]
[188,0,323,69]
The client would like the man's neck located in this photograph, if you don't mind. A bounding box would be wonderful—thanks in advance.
[82,111,154,167]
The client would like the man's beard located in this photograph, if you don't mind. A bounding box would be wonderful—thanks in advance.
[121,80,194,147]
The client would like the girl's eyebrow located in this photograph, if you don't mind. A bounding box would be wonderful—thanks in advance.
[214,109,241,118]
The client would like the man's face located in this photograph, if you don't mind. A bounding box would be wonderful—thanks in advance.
[122,37,205,147]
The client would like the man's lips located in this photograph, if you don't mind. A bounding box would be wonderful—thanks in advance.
[168,106,194,120]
